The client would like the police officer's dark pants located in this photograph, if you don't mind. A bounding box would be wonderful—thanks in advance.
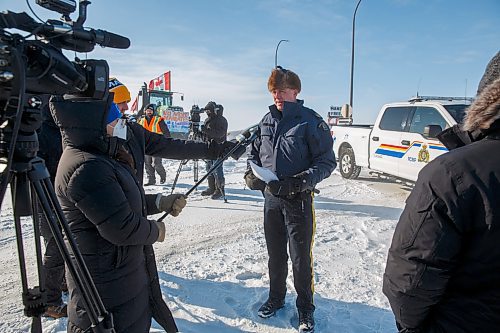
[263,190,315,312]
[145,155,166,182]
[39,212,65,306]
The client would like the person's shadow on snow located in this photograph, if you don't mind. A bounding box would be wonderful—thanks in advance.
[154,272,396,333]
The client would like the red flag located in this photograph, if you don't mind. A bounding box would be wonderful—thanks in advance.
[130,96,138,113]
[164,71,171,91]
[148,79,154,91]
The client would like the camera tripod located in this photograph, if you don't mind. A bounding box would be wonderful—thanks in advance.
[0,95,115,332]
[170,128,204,194]
[5,156,114,333]
[170,158,200,194]
[159,126,259,222]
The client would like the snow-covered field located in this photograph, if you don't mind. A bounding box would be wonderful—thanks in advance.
[0,158,412,333]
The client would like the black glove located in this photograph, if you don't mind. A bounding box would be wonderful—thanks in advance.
[244,170,266,191]
[266,172,311,196]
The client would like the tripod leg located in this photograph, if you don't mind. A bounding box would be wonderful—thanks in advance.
[10,172,45,332]
[28,159,114,332]
[193,160,199,183]
[170,160,186,194]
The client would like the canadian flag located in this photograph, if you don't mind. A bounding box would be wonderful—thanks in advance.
[148,71,171,91]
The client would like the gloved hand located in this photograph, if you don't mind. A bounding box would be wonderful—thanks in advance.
[244,169,266,191]
[157,194,187,217]
[155,221,166,242]
[266,172,311,196]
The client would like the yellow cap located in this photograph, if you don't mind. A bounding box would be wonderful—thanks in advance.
[109,77,131,104]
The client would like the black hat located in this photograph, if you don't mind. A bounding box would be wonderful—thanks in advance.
[204,101,217,112]
[145,103,155,111]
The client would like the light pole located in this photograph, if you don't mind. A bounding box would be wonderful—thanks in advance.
[275,39,289,68]
[349,0,362,108]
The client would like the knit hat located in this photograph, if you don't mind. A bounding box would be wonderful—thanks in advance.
[109,77,131,104]
[477,51,500,95]
[107,103,122,124]
[268,66,301,92]
[145,103,155,112]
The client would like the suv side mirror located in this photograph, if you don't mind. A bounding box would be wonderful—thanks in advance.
[424,124,443,138]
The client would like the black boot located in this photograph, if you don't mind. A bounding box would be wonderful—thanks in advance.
[298,309,315,333]
[201,175,215,196]
[257,298,284,318]
[145,179,155,186]
[211,187,224,200]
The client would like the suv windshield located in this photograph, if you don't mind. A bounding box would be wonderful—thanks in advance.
[444,104,469,123]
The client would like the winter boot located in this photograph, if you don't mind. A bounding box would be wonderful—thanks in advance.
[44,303,68,319]
[201,175,216,196]
[298,310,315,333]
[257,298,285,318]
[211,187,224,200]
[145,179,155,186]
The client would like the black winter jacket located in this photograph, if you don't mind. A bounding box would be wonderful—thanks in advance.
[202,113,228,143]
[383,80,500,333]
[51,96,220,333]
[248,100,336,187]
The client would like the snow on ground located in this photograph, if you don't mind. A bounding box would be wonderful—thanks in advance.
[0,158,413,332]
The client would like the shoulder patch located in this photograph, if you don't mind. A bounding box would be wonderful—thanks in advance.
[318,121,329,131]
[312,111,323,120]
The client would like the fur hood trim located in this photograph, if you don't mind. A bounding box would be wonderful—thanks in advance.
[463,77,500,132]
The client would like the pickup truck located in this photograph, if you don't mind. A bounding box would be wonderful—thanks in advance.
[330,96,472,182]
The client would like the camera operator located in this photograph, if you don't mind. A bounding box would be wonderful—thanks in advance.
[138,103,170,185]
[50,88,236,332]
[200,101,228,199]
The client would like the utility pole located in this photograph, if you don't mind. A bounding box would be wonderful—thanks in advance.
[275,39,289,68]
[349,0,363,108]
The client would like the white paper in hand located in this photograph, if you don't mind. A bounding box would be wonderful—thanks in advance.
[249,161,279,183]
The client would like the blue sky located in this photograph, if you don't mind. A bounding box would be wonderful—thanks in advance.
[4,0,499,130]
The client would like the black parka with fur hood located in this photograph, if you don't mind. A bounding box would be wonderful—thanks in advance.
[383,70,500,332]
[51,95,222,333]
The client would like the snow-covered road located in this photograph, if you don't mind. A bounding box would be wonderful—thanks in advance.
[0,159,412,332]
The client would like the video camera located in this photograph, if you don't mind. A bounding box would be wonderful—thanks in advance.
[188,104,205,139]
[0,0,130,183]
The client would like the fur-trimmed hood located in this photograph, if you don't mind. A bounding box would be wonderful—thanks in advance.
[463,77,500,132]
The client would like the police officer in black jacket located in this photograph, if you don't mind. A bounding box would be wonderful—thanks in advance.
[383,51,500,333]
[246,67,336,333]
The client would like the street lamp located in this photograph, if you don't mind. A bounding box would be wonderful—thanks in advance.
[349,0,362,108]
[275,39,289,68]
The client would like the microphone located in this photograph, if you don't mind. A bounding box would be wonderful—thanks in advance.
[235,125,259,142]
[49,25,130,49]
[86,29,130,49]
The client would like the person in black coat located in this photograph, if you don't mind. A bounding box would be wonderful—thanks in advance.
[200,101,228,199]
[383,51,500,333]
[50,95,232,333]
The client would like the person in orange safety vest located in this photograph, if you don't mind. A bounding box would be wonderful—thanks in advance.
[138,104,171,185]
